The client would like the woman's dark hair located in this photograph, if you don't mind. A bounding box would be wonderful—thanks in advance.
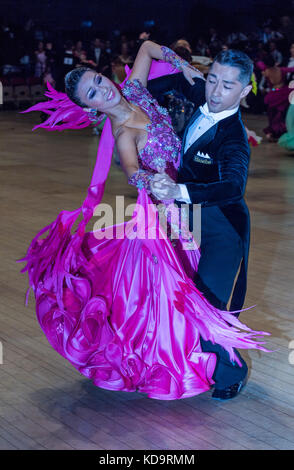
[212,49,253,86]
[64,66,93,107]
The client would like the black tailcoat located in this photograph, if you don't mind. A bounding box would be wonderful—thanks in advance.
[148,73,251,312]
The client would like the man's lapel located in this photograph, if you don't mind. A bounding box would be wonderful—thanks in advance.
[179,108,201,169]
[180,107,219,169]
[185,122,219,159]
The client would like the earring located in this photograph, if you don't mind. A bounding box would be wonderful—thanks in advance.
[88,108,98,122]
[87,109,106,126]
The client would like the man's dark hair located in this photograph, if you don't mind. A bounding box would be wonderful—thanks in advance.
[64,66,92,107]
[212,49,253,86]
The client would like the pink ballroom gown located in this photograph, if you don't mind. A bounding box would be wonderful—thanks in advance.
[18,71,270,400]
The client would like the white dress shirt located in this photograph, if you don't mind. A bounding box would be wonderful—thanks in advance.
[176,102,239,204]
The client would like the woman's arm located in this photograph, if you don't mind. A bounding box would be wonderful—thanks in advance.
[129,40,203,87]
[116,130,154,193]
[281,66,294,74]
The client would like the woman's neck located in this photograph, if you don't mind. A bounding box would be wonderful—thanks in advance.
[107,96,135,128]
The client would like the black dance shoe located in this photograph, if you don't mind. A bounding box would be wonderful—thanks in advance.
[211,375,248,401]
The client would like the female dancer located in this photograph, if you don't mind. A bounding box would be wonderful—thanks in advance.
[260,55,294,141]
[278,102,294,150]
[18,41,269,400]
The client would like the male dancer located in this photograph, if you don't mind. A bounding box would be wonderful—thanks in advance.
[148,49,253,400]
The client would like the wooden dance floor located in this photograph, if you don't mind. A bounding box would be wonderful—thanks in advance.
[0,110,294,450]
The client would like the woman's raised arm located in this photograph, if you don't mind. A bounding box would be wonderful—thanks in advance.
[129,40,204,87]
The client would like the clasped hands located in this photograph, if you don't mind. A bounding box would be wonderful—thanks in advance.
[150,172,182,200]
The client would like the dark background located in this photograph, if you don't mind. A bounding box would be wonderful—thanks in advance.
[0,0,293,43]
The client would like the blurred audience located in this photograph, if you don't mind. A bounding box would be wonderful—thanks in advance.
[1,12,294,142]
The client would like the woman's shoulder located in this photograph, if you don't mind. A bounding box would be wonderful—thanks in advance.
[122,78,154,102]
[114,124,137,146]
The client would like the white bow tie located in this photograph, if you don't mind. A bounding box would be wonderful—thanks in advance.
[199,105,216,124]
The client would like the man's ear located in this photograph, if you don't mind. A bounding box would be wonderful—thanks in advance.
[240,84,252,99]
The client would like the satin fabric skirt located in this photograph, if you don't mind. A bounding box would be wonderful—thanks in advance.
[31,190,268,400]
[264,85,292,138]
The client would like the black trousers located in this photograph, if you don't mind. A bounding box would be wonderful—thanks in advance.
[194,206,248,389]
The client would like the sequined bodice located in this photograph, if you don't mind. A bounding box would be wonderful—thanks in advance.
[121,79,196,251]
[122,79,181,181]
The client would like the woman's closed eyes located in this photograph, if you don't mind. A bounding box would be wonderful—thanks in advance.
[88,74,102,99]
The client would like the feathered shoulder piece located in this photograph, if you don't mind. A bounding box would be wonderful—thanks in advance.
[20,81,92,131]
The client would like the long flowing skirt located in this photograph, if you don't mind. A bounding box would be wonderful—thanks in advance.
[263,86,292,138]
[19,189,269,400]
[278,104,294,150]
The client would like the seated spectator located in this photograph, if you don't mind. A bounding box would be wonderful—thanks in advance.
[171,38,192,54]
[57,40,78,90]
[61,40,77,74]
[34,41,46,78]
[43,65,56,87]
[73,40,86,61]
[259,25,284,44]
[286,43,294,81]
[45,41,57,81]
[89,37,103,65]
[227,29,248,47]
[279,16,294,45]
[19,47,32,77]
[195,37,207,56]
[88,37,111,76]
[76,52,97,70]
[172,46,192,64]
[269,40,283,66]
[111,56,126,83]
[260,55,294,141]
[118,42,133,66]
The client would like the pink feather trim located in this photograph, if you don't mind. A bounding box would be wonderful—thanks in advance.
[20,81,92,131]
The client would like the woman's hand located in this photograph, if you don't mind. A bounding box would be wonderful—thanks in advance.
[182,63,205,85]
[150,172,182,200]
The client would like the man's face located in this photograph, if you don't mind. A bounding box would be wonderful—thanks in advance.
[205,61,251,113]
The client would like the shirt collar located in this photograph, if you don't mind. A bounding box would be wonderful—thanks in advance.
[202,102,239,122]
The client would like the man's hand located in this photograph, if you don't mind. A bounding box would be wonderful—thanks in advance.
[150,172,182,200]
[182,63,205,85]
[139,32,150,40]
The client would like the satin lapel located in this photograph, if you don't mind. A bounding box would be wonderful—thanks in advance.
[179,108,202,169]
[184,122,219,164]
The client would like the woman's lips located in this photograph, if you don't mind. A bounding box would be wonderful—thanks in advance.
[107,89,114,101]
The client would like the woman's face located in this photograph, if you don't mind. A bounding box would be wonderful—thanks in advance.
[76,70,122,112]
